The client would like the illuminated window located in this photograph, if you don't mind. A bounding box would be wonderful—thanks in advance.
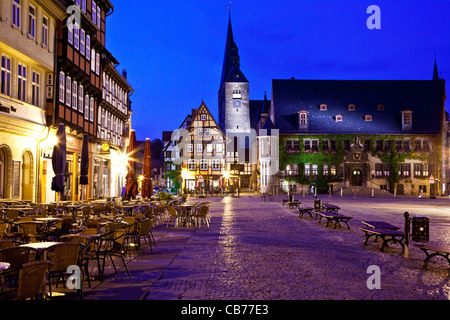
[348,104,356,111]
[31,71,40,107]
[78,84,83,112]
[320,104,327,111]
[188,159,196,171]
[66,76,71,107]
[80,29,85,56]
[74,23,79,50]
[84,95,89,120]
[72,80,77,110]
[58,71,65,102]
[17,64,27,102]
[365,115,372,121]
[335,115,343,122]
[86,35,91,60]
[200,159,208,171]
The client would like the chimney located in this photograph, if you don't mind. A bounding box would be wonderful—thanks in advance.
[122,69,127,79]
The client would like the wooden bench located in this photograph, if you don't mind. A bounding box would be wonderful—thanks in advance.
[288,201,300,210]
[359,227,405,252]
[321,203,341,213]
[297,207,314,219]
[316,211,353,229]
[414,244,450,270]
[361,221,400,230]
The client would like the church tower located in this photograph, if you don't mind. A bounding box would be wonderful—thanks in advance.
[218,12,250,134]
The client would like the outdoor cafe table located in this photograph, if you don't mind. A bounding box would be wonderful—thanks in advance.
[21,242,63,260]
[178,203,199,226]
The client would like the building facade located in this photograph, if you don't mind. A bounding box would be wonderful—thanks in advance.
[0,0,66,202]
[43,0,133,202]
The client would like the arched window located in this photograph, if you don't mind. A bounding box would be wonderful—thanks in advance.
[298,111,309,130]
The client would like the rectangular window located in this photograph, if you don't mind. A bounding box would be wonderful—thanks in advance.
[312,164,318,176]
[216,143,223,153]
[187,144,193,153]
[204,128,210,137]
[91,49,96,72]
[92,1,97,25]
[403,140,411,152]
[304,139,311,151]
[84,95,89,120]
[197,128,203,137]
[31,71,40,106]
[311,140,319,152]
[363,140,371,152]
[74,24,79,50]
[304,164,311,177]
[17,64,27,102]
[343,140,351,152]
[28,5,36,38]
[86,35,91,60]
[59,71,65,102]
[68,22,73,45]
[375,163,383,177]
[42,16,49,48]
[414,140,421,152]
[80,29,85,56]
[323,164,329,176]
[200,159,208,171]
[96,6,101,28]
[95,53,100,75]
[423,164,429,177]
[206,144,213,153]
[285,140,299,152]
[81,0,86,12]
[414,164,422,177]
[188,159,196,171]
[1,55,12,96]
[72,81,77,110]
[78,84,83,112]
[322,140,329,152]
[383,164,390,177]
[197,144,203,153]
[212,159,220,171]
[12,0,21,28]
[66,76,71,107]
[330,165,336,176]
[89,97,94,122]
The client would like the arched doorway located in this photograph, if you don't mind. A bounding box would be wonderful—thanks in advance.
[22,150,33,201]
[0,148,6,198]
[351,169,363,187]
[0,145,12,199]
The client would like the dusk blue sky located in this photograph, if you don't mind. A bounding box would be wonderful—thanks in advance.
[106,0,450,142]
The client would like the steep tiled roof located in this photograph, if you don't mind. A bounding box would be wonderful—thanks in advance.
[271,79,446,134]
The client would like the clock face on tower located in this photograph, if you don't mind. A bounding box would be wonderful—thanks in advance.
[353,152,361,160]
[234,100,241,108]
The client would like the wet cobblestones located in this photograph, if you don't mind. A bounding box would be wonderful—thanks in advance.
[87,195,450,300]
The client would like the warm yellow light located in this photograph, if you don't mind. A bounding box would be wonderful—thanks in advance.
[138,175,144,181]
[181,169,191,180]
[222,170,230,179]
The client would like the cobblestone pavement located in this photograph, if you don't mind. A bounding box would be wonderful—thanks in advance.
[84,195,450,300]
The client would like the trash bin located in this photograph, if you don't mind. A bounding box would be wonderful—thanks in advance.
[314,198,322,212]
[412,217,429,243]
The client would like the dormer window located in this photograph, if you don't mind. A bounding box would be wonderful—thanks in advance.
[378,104,385,111]
[320,104,327,111]
[298,111,309,130]
[365,115,372,121]
[335,115,343,122]
[232,86,241,99]
[200,114,207,121]
[401,110,413,131]
[348,104,356,111]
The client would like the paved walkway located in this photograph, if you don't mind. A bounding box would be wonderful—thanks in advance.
[81,195,450,300]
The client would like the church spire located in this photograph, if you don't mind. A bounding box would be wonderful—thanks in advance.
[220,8,241,89]
[433,58,440,80]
